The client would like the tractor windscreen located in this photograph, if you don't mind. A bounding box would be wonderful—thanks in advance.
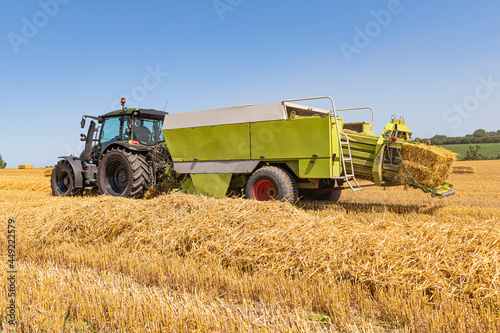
[132,118,164,146]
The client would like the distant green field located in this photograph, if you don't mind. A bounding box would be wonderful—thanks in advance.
[438,143,500,160]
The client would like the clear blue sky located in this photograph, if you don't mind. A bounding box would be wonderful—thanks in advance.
[1,0,499,167]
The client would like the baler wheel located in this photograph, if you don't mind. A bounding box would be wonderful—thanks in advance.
[245,166,298,204]
[51,160,83,196]
[98,147,151,198]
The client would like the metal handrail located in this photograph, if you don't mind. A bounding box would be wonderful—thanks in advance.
[282,96,338,118]
[336,107,375,125]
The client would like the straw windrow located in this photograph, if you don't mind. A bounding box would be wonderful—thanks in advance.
[452,166,476,174]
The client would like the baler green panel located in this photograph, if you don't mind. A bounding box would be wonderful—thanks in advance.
[348,141,377,153]
[298,158,332,178]
[332,117,342,178]
[345,165,372,177]
[250,117,332,160]
[163,123,250,162]
[191,173,232,198]
[350,150,376,161]
[285,160,299,177]
[352,157,374,169]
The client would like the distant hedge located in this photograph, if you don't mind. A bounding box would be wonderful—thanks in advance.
[417,129,500,145]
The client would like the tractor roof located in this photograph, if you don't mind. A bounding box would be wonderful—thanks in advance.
[102,108,168,119]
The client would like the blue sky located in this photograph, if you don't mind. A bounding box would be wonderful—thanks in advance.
[1,0,499,167]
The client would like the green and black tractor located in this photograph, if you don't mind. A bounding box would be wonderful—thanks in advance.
[51,98,170,198]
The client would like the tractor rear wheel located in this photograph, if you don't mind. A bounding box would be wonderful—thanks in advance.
[97,148,151,198]
[245,166,298,203]
[51,160,83,196]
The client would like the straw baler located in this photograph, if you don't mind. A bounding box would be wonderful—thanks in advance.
[162,96,455,203]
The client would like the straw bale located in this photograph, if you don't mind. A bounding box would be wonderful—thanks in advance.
[399,143,457,187]
[452,166,476,174]
[18,164,34,169]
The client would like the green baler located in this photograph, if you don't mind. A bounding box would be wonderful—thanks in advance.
[162,96,454,203]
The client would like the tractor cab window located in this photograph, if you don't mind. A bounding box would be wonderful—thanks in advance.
[131,118,164,146]
[100,116,131,143]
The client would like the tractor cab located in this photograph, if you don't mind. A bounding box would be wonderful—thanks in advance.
[97,108,167,157]
[79,99,168,162]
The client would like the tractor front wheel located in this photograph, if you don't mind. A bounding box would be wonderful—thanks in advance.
[245,166,298,203]
[97,148,151,198]
[51,160,83,196]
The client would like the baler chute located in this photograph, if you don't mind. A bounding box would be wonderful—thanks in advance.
[340,115,455,199]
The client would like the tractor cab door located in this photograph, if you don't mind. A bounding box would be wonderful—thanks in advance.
[98,116,131,157]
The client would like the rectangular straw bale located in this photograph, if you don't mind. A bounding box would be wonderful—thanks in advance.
[452,166,476,174]
[18,164,34,169]
[399,143,457,187]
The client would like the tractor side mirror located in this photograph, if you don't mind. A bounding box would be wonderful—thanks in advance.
[81,118,86,129]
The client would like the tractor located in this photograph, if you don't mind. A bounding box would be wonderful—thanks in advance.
[51,98,170,198]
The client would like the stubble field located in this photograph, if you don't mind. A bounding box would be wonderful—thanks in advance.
[0,160,499,332]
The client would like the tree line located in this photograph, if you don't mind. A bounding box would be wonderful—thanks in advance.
[417,129,500,145]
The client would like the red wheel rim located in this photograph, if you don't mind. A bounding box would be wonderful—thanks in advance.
[253,179,277,201]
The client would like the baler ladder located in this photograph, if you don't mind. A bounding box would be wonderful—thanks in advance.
[338,132,362,192]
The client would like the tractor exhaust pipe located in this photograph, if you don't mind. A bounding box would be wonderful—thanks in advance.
[83,120,96,163]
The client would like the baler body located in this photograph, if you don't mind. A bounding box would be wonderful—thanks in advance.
[163,100,348,197]
[162,97,454,199]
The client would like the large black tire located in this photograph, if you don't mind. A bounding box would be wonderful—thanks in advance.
[51,160,83,196]
[97,148,151,198]
[245,166,298,203]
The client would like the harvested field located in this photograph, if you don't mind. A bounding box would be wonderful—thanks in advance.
[0,160,499,332]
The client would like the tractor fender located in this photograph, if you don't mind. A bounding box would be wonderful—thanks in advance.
[102,142,150,155]
[57,156,84,188]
